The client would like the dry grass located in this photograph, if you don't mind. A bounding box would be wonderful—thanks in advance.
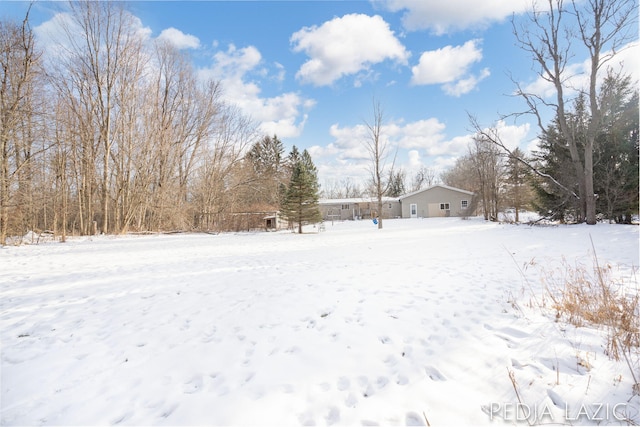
[510,238,640,408]
[540,253,639,362]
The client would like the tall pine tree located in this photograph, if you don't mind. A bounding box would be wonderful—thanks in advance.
[243,135,286,209]
[593,74,639,223]
[531,74,638,223]
[280,147,321,234]
[530,117,585,222]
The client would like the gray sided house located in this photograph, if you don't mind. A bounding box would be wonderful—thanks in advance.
[319,197,402,221]
[399,185,475,218]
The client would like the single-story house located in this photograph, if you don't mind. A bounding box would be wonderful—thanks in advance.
[319,185,475,221]
[319,197,402,221]
[399,184,475,218]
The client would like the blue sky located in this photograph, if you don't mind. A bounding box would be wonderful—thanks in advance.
[3,1,638,188]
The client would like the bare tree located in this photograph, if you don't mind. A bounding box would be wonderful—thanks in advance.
[468,137,504,221]
[362,98,395,229]
[0,8,45,245]
[504,147,534,222]
[504,0,638,224]
[440,156,476,193]
[386,168,406,197]
[469,115,579,203]
[441,138,506,221]
[321,177,363,199]
[192,104,257,231]
[48,1,150,234]
[411,166,437,191]
[111,41,148,233]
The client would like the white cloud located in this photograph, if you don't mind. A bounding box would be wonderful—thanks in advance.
[472,120,532,155]
[273,62,286,83]
[326,123,371,161]
[387,118,447,152]
[198,44,314,138]
[34,10,152,61]
[211,44,262,78]
[492,121,531,152]
[291,14,410,86]
[408,149,421,168]
[157,27,200,49]
[411,39,484,86]
[312,117,532,183]
[443,68,491,97]
[34,12,76,58]
[375,0,531,34]
[322,118,472,162]
[522,42,639,102]
[313,118,536,184]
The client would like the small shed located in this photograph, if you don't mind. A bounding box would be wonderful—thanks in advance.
[399,185,475,218]
[264,212,288,231]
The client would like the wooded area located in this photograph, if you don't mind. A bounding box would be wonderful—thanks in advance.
[1,1,637,245]
[0,4,324,244]
[465,0,639,224]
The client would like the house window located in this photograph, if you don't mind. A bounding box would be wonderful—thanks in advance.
[461,200,468,209]
[341,204,350,210]
[440,203,450,210]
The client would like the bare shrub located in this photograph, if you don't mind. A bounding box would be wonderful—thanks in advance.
[540,252,639,362]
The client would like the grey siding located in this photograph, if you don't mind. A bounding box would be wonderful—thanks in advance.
[400,185,474,218]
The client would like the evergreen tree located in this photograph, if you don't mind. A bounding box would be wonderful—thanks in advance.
[280,147,322,233]
[243,135,286,208]
[531,74,639,223]
[530,119,584,222]
[594,74,639,223]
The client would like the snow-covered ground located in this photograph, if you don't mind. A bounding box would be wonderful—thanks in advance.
[1,217,638,426]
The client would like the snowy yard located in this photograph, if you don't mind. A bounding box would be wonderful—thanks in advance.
[1,218,638,426]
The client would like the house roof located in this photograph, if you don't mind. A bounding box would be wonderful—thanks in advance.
[319,185,473,205]
[398,184,475,200]
[318,196,400,205]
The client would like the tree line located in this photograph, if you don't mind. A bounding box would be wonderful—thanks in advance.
[1,3,322,244]
[440,71,638,224]
[2,1,637,245]
[466,0,638,224]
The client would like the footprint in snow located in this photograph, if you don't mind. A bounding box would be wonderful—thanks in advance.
[111,412,132,425]
[424,366,446,381]
[406,412,427,426]
[182,376,203,394]
[357,377,375,397]
[285,346,301,354]
[160,403,179,419]
[325,406,340,425]
[337,376,350,391]
[345,392,358,408]
[375,376,389,389]
[318,382,331,392]
[297,410,316,426]
[396,375,409,385]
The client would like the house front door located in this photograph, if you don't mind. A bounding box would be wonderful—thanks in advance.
[410,203,417,218]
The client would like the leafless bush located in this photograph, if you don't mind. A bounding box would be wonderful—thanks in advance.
[540,252,639,362]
